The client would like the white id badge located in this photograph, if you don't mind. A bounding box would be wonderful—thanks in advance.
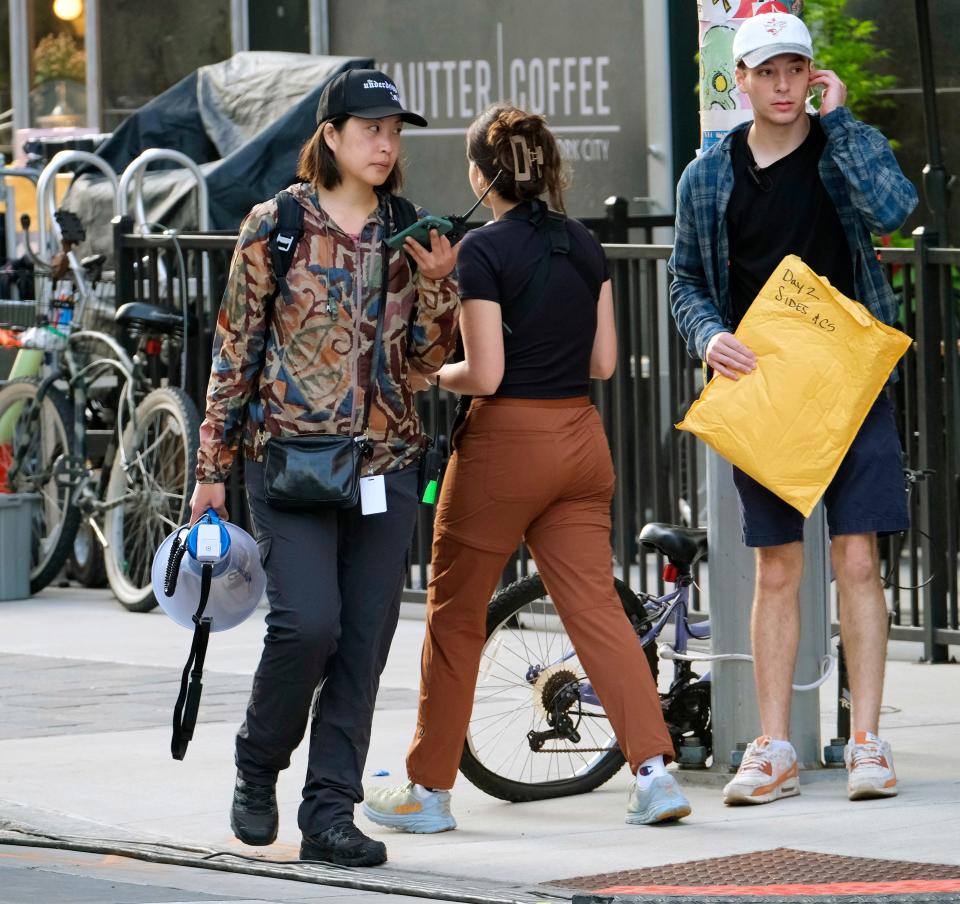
[360,475,387,515]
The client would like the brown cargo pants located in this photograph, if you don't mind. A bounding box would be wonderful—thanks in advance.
[406,397,674,790]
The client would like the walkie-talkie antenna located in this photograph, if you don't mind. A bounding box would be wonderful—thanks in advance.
[442,170,503,246]
[460,170,502,221]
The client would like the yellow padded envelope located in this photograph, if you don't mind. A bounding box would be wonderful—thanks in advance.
[677,254,911,517]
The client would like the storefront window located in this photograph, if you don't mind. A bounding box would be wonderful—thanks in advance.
[99,0,231,131]
[250,0,309,53]
[29,0,87,129]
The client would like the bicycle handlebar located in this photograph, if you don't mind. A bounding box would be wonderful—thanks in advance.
[19,214,57,274]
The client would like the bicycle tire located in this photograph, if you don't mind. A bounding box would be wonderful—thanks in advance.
[0,377,81,593]
[66,519,107,587]
[103,386,200,612]
[458,572,658,803]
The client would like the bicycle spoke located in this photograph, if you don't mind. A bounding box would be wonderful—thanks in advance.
[464,584,630,795]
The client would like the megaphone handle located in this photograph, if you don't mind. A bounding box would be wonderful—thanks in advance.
[171,563,214,761]
[164,532,188,597]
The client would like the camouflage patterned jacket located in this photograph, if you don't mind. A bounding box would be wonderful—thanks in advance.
[195,182,460,483]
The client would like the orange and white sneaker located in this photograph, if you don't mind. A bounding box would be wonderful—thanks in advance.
[723,736,800,806]
[362,780,456,833]
[845,731,897,801]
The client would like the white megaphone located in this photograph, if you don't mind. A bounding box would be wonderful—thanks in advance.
[151,509,266,759]
[151,509,266,632]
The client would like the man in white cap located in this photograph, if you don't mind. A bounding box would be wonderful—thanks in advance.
[669,12,917,806]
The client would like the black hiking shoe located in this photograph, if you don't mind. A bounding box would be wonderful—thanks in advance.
[230,773,278,845]
[300,822,387,867]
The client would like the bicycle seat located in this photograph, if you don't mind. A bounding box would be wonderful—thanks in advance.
[637,522,708,567]
[81,253,106,271]
[114,302,186,335]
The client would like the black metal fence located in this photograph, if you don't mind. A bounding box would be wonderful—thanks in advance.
[111,214,960,662]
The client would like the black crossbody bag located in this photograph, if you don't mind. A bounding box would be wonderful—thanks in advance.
[261,196,390,510]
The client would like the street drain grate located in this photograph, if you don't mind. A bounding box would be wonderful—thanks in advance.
[553,847,960,899]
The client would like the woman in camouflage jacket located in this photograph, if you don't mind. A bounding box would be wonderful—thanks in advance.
[189,69,459,868]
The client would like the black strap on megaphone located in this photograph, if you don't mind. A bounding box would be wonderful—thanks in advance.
[168,533,214,761]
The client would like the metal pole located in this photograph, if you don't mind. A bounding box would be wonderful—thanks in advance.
[604,195,629,244]
[1,164,41,275]
[913,226,950,663]
[914,0,954,244]
[706,449,760,769]
[707,453,828,770]
[84,0,101,130]
[9,0,30,149]
[230,0,250,55]
[1,158,15,268]
[309,0,330,55]
[790,505,830,769]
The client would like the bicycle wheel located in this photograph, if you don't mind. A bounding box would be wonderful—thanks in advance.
[103,386,200,612]
[459,572,658,802]
[0,378,81,593]
[66,518,107,587]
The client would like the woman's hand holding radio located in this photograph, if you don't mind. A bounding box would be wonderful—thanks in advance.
[404,229,459,280]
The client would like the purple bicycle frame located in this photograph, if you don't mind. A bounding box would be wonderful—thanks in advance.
[544,581,710,708]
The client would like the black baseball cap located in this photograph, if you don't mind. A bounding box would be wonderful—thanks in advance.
[316,68,428,127]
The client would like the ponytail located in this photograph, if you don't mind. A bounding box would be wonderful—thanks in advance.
[466,105,568,213]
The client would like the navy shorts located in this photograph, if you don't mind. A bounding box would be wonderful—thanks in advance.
[732,392,910,548]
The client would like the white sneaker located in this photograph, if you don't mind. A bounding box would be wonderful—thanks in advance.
[723,736,800,806]
[845,731,897,801]
[625,774,692,825]
[362,781,457,833]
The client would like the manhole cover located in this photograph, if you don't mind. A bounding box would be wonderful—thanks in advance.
[554,847,960,900]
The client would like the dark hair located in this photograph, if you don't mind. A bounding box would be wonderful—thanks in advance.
[297,117,405,193]
[466,104,568,213]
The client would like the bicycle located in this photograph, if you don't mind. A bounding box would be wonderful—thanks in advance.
[0,209,200,610]
[458,521,712,802]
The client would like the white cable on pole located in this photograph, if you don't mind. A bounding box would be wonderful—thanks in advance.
[658,643,837,692]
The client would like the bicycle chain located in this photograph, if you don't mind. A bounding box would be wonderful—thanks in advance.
[535,746,609,753]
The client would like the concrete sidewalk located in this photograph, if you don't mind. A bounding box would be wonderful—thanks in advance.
[1,587,958,903]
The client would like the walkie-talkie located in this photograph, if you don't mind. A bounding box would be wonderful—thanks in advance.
[386,172,502,250]
[420,434,449,505]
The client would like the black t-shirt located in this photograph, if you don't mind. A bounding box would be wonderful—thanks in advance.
[727,116,855,327]
[456,206,609,399]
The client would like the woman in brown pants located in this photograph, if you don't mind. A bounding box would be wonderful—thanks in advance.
[363,104,691,832]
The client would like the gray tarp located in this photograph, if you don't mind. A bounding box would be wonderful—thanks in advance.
[67,52,373,253]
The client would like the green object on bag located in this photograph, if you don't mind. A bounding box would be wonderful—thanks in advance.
[421,478,438,505]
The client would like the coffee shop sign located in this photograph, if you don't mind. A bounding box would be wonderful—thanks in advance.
[376,54,616,163]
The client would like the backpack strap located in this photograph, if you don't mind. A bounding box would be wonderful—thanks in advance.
[253,191,303,429]
[388,194,419,236]
[388,194,420,275]
[500,200,599,334]
[269,190,305,301]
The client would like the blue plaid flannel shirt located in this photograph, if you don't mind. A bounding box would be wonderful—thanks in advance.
[668,107,918,364]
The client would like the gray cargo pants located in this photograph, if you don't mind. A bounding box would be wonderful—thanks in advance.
[237,457,420,834]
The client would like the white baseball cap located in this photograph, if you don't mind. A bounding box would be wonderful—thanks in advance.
[733,13,814,69]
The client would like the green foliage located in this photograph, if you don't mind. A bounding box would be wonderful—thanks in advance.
[33,33,86,85]
[803,0,897,118]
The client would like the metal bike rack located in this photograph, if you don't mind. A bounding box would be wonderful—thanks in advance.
[118,149,210,233]
[35,150,120,260]
[118,149,212,312]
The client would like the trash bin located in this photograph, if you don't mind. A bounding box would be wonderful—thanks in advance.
[0,493,38,600]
